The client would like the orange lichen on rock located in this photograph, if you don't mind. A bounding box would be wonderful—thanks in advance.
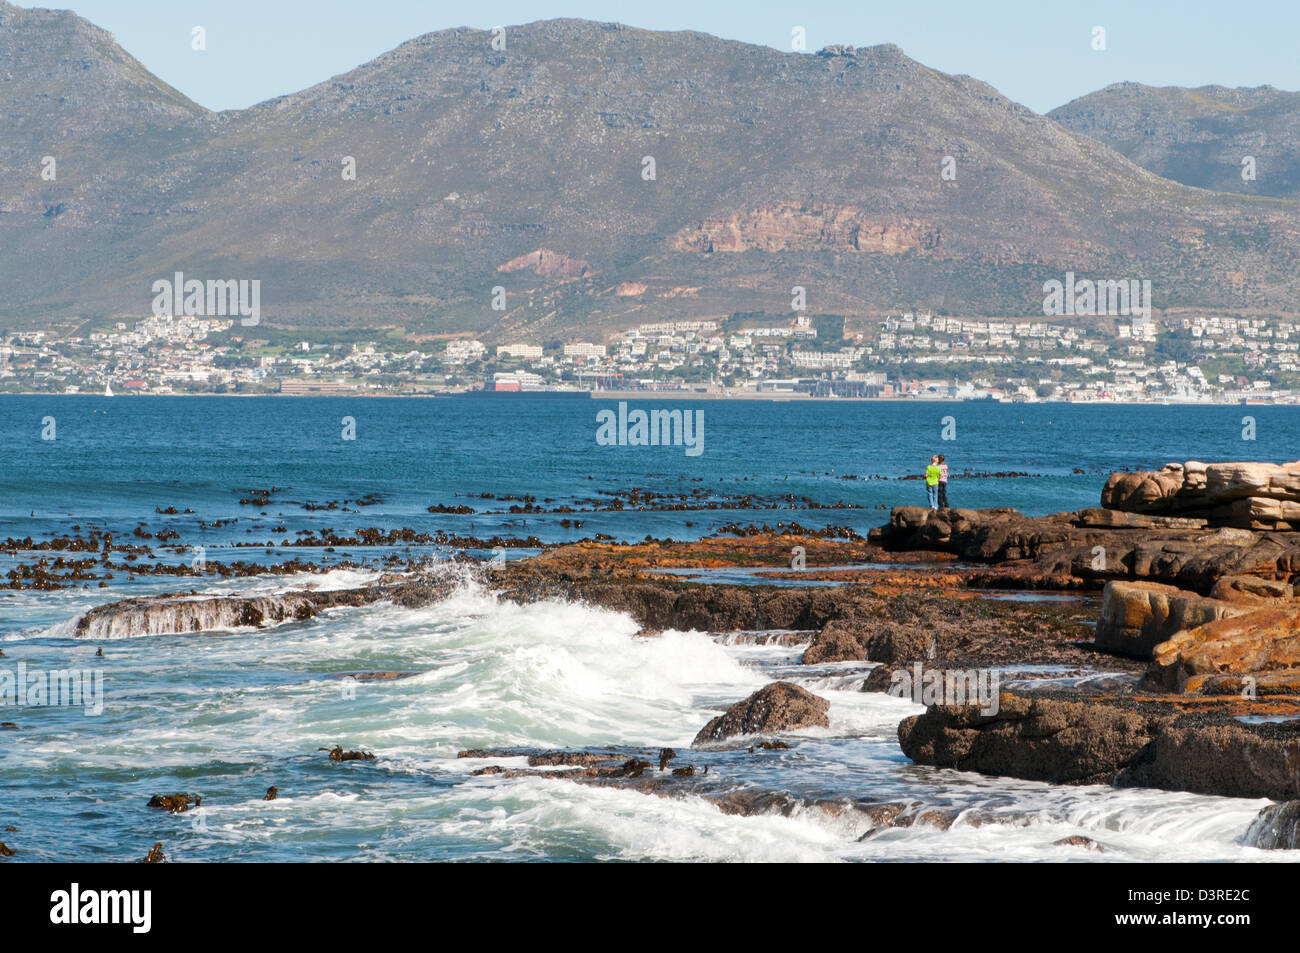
[1147,606,1300,692]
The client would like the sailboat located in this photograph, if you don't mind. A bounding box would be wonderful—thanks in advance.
[104,382,114,397]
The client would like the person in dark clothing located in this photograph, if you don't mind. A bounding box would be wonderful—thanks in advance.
[937,454,950,509]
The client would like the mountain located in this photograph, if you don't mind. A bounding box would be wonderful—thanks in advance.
[1050,82,1300,200]
[0,1,201,135]
[0,1,207,320]
[3,8,1300,340]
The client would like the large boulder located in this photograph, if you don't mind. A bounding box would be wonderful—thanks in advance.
[1213,496,1300,529]
[898,690,1300,800]
[1205,461,1300,502]
[1117,721,1300,800]
[1208,574,1294,604]
[1094,580,1249,659]
[1101,467,1187,512]
[1101,460,1300,529]
[1145,606,1300,692]
[693,681,830,745]
[897,693,1159,785]
[878,506,1075,563]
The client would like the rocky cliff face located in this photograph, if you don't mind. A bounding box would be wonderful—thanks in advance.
[4,11,1300,333]
[669,204,942,255]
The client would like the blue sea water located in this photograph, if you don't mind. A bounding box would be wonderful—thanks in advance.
[2,395,1297,545]
[0,396,1297,862]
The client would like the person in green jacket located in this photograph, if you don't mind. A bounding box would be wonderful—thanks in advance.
[925,455,941,510]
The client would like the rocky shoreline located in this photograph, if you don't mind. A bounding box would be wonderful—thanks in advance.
[16,459,1300,856]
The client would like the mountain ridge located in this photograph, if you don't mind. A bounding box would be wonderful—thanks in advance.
[1050,80,1300,200]
[2,12,1299,339]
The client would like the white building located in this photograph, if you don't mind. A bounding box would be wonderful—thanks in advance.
[563,342,607,360]
[443,339,487,364]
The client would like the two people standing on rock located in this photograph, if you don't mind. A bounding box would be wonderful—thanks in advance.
[925,454,950,510]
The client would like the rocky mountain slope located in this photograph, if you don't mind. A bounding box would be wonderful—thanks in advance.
[0,1,206,321]
[1050,82,1300,199]
[3,7,1300,337]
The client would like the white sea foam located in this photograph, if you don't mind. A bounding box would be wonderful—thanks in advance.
[5,580,1293,862]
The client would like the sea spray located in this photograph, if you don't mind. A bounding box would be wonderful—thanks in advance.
[0,574,1281,861]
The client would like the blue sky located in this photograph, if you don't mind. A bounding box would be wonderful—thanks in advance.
[26,0,1300,114]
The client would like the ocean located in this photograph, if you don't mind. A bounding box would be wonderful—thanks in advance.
[1,396,1298,861]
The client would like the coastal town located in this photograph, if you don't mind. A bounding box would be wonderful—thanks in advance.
[3,308,1299,402]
